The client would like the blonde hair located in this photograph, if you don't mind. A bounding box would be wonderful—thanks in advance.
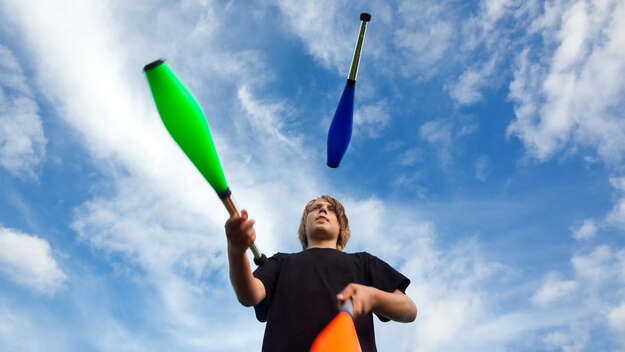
[298,195,350,250]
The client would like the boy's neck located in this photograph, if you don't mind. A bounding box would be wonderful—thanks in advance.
[306,239,338,250]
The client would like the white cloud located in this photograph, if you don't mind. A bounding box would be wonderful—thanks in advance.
[396,147,423,167]
[571,219,598,240]
[273,0,355,74]
[393,0,456,77]
[604,177,625,229]
[608,302,625,336]
[0,304,48,351]
[0,45,30,94]
[536,182,625,349]
[610,177,625,192]
[420,119,452,145]
[508,0,625,164]
[543,326,590,352]
[353,100,391,138]
[608,204,625,232]
[449,70,486,105]
[0,44,46,179]
[458,120,479,136]
[237,85,301,151]
[528,242,625,350]
[0,226,66,294]
[446,0,535,106]
[420,119,453,167]
[475,155,490,182]
[0,288,167,352]
[461,0,522,51]
[571,245,614,284]
[531,272,578,306]
[418,116,479,161]
[448,55,499,105]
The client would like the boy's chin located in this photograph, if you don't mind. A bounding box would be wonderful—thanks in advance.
[308,230,338,242]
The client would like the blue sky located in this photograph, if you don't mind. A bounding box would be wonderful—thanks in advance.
[1,0,625,351]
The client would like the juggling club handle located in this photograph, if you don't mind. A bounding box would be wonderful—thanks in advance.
[347,12,371,83]
[341,299,354,318]
[219,190,268,266]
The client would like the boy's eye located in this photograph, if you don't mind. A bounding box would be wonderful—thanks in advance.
[309,203,335,213]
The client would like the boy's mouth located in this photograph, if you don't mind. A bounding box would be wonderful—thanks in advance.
[316,216,328,222]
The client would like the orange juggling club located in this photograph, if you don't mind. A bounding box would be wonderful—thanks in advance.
[310,300,362,352]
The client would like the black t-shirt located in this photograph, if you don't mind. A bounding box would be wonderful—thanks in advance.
[253,248,410,351]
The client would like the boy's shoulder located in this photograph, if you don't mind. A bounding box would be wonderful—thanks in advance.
[349,250,379,261]
[266,251,291,261]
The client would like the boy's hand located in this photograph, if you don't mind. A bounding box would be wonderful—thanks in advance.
[224,209,256,255]
[337,283,379,319]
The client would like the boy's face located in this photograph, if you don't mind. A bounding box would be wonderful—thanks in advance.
[305,199,340,245]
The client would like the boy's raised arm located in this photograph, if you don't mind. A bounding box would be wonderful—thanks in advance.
[225,210,266,307]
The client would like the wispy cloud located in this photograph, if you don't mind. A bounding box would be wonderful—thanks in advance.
[572,245,618,284]
[273,0,354,74]
[0,44,46,179]
[607,302,625,341]
[571,219,598,240]
[606,177,625,229]
[419,119,454,168]
[396,147,423,167]
[0,226,66,294]
[475,155,490,182]
[237,84,301,150]
[0,303,48,351]
[507,0,625,165]
[542,325,590,352]
[448,55,499,106]
[353,99,391,138]
[531,272,578,306]
[393,0,457,78]
[524,242,625,350]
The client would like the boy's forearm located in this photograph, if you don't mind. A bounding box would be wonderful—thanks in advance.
[372,289,417,322]
[228,247,265,307]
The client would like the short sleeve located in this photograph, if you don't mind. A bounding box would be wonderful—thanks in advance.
[252,253,284,322]
[363,253,411,322]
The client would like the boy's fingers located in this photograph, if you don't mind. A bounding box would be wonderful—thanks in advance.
[354,303,364,318]
[337,284,358,311]
[336,294,345,309]
[248,231,257,244]
[227,213,243,223]
[225,216,244,232]
[240,219,256,233]
[352,301,360,317]
[338,284,356,300]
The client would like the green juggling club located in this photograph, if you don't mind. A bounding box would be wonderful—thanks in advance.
[144,59,267,266]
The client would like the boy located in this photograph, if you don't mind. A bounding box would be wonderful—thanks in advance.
[225,195,417,351]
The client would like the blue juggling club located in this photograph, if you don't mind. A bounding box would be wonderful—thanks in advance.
[327,12,371,168]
